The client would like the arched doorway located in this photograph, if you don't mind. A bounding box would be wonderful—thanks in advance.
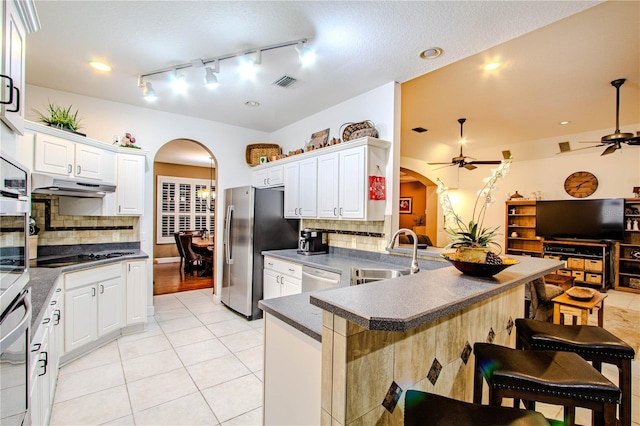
[153,139,218,295]
[399,167,439,247]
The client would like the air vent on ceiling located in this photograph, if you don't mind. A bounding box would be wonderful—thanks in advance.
[272,75,298,88]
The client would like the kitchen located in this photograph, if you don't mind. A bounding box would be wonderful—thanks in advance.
[1,1,639,425]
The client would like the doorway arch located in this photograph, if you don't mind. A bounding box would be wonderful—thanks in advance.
[153,139,218,295]
[399,167,439,247]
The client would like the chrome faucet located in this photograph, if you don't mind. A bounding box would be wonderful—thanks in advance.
[386,228,420,274]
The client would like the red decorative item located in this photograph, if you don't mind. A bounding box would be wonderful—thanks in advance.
[369,176,386,200]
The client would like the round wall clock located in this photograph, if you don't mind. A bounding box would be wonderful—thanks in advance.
[564,171,598,198]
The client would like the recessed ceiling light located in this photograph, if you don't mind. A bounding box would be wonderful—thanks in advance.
[559,121,571,125]
[483,62,500,71]
[89,61,111,72]
[419,47,443,60]
[244,100,260,107]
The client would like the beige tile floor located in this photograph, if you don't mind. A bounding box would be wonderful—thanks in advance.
[50,288,640,425]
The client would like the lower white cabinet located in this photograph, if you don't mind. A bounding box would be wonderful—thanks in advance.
[64,263,124,353]
[263,256,302,299]
[126,260,148,325]
[30,280,63,426]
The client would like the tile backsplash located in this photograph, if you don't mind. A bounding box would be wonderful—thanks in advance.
[302,217,391,252]
[31,195,139,246]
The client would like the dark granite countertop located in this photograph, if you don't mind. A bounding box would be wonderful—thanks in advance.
[28,250,149,337]
[259,249,562,342]
[259,247,450,341]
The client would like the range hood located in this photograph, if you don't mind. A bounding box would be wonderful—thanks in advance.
[31,173,116,197]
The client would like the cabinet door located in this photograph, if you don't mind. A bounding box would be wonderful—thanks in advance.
[98,276,125,336]
[317,152,340,218]
[126,260,147,325]
[1,0,26,134]
[298,157,318,218]
[74,143,106,181]
[64,285,97,353]
[284,162,300,218]
[263,268,281,300]
[339,146,366,219]
[281,275,302,297]
[254,165,284,188]
[117,154,145,215]
[34,133,74,176]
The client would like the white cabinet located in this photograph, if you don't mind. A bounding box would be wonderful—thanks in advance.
[30,280,62,426]
[116,153,145,215]
[254,165,284,188]
[64,264,124,353]
[317,143,387,221]
[263,256,302,299]
[125,260,148,325]
[1,1,37,134]
[33,133,116,182]
[284,157,317,218]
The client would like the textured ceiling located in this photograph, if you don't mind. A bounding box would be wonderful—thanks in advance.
[27,0,605,136]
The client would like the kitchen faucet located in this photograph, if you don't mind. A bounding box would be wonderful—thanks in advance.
[386,228,420,274]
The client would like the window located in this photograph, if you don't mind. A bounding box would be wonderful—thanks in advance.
[157,175,215,244]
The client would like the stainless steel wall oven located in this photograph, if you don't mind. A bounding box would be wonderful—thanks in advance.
[1,152,31,425]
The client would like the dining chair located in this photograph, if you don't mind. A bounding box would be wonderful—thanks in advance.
[173,232,186,272]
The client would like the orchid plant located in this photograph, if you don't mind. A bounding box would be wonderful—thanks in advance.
[437,158,512,251]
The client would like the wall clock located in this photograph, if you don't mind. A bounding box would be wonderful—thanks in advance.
[564,171,598,198]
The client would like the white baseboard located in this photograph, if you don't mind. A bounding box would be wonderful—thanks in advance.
[156,257,180,264]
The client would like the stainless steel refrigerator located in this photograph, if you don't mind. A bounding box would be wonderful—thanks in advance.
[222,186,300,319]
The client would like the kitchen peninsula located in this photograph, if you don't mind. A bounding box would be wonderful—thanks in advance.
[259,253,563,425]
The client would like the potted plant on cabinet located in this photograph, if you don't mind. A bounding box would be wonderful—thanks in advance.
[33,101,85,135]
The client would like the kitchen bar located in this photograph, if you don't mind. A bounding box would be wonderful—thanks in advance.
[259,251,563,424]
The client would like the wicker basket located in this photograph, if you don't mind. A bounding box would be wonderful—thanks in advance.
[245,143,281,166]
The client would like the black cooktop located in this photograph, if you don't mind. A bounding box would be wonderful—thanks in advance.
[33,252,135,268]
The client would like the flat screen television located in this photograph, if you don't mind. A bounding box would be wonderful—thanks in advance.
[535,198,625,241]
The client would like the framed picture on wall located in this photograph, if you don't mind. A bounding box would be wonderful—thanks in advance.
[399,197,412,214]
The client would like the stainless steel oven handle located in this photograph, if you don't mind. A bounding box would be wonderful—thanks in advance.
[0,290,32,353]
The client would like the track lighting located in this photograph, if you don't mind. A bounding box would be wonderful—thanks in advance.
[136,38,310,100]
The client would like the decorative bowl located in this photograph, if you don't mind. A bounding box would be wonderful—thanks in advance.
[441,252,519,277]
[565,286,596,301]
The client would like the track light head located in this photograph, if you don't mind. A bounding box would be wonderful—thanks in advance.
[204,67,218,88]
[170,70,187,94]
[142,82,157,102]
[296,41,315,66]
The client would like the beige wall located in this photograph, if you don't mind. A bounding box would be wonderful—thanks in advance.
[153,161,217,259]
[399,181,426,230]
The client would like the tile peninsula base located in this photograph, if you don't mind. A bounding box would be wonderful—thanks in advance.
[320,285,523,425]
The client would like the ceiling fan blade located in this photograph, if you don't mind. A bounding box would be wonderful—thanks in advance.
[468,160,502,165]
[557,144,604,154]
[578,141,600,144]
[625,135,640,145]
[463,163,477,170]
[432,163,457,170]
[427,162,454,165]
[601,145,618,155]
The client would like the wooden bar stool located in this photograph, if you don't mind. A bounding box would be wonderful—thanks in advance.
[516,318,635,426]
[473,343,620,426]
[404,390,550,426]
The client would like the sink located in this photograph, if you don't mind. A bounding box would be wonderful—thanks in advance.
[350,267,411,285]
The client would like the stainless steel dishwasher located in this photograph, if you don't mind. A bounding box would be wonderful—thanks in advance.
[301,266,341,292]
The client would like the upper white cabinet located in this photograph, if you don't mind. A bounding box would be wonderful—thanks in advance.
[254,164,284,188]
[284,157,317,218]
[1,1,38,135]
[254,137,389,222]
[116,153,145,215]
[33,133,116,182]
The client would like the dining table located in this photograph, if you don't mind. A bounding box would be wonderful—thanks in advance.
[191,236,214,250]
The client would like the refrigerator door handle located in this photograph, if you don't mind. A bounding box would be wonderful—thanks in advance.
[224,204,234,264]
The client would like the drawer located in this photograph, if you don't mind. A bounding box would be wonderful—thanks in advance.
[65,263,123,290]
[567,258,585,270]
[556,269,572,277]
[584,259,603,272]
[263,257,302,279]
[571,270,585,281]
[544,255,561,260]
[585,273,602,284]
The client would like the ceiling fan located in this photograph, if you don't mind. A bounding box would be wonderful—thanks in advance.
[568,78,640,156]
[428,118,502,170]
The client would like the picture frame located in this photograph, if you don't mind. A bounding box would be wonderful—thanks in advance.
[308,128,330,149]
[633,186,640,198]
[399,197,412,214]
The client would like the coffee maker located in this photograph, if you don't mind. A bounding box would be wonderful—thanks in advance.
[297,228,328,255]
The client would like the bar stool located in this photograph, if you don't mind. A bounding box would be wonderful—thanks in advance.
[404,390,551,426]
[473,343,620,426]
[515,318,635,426]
